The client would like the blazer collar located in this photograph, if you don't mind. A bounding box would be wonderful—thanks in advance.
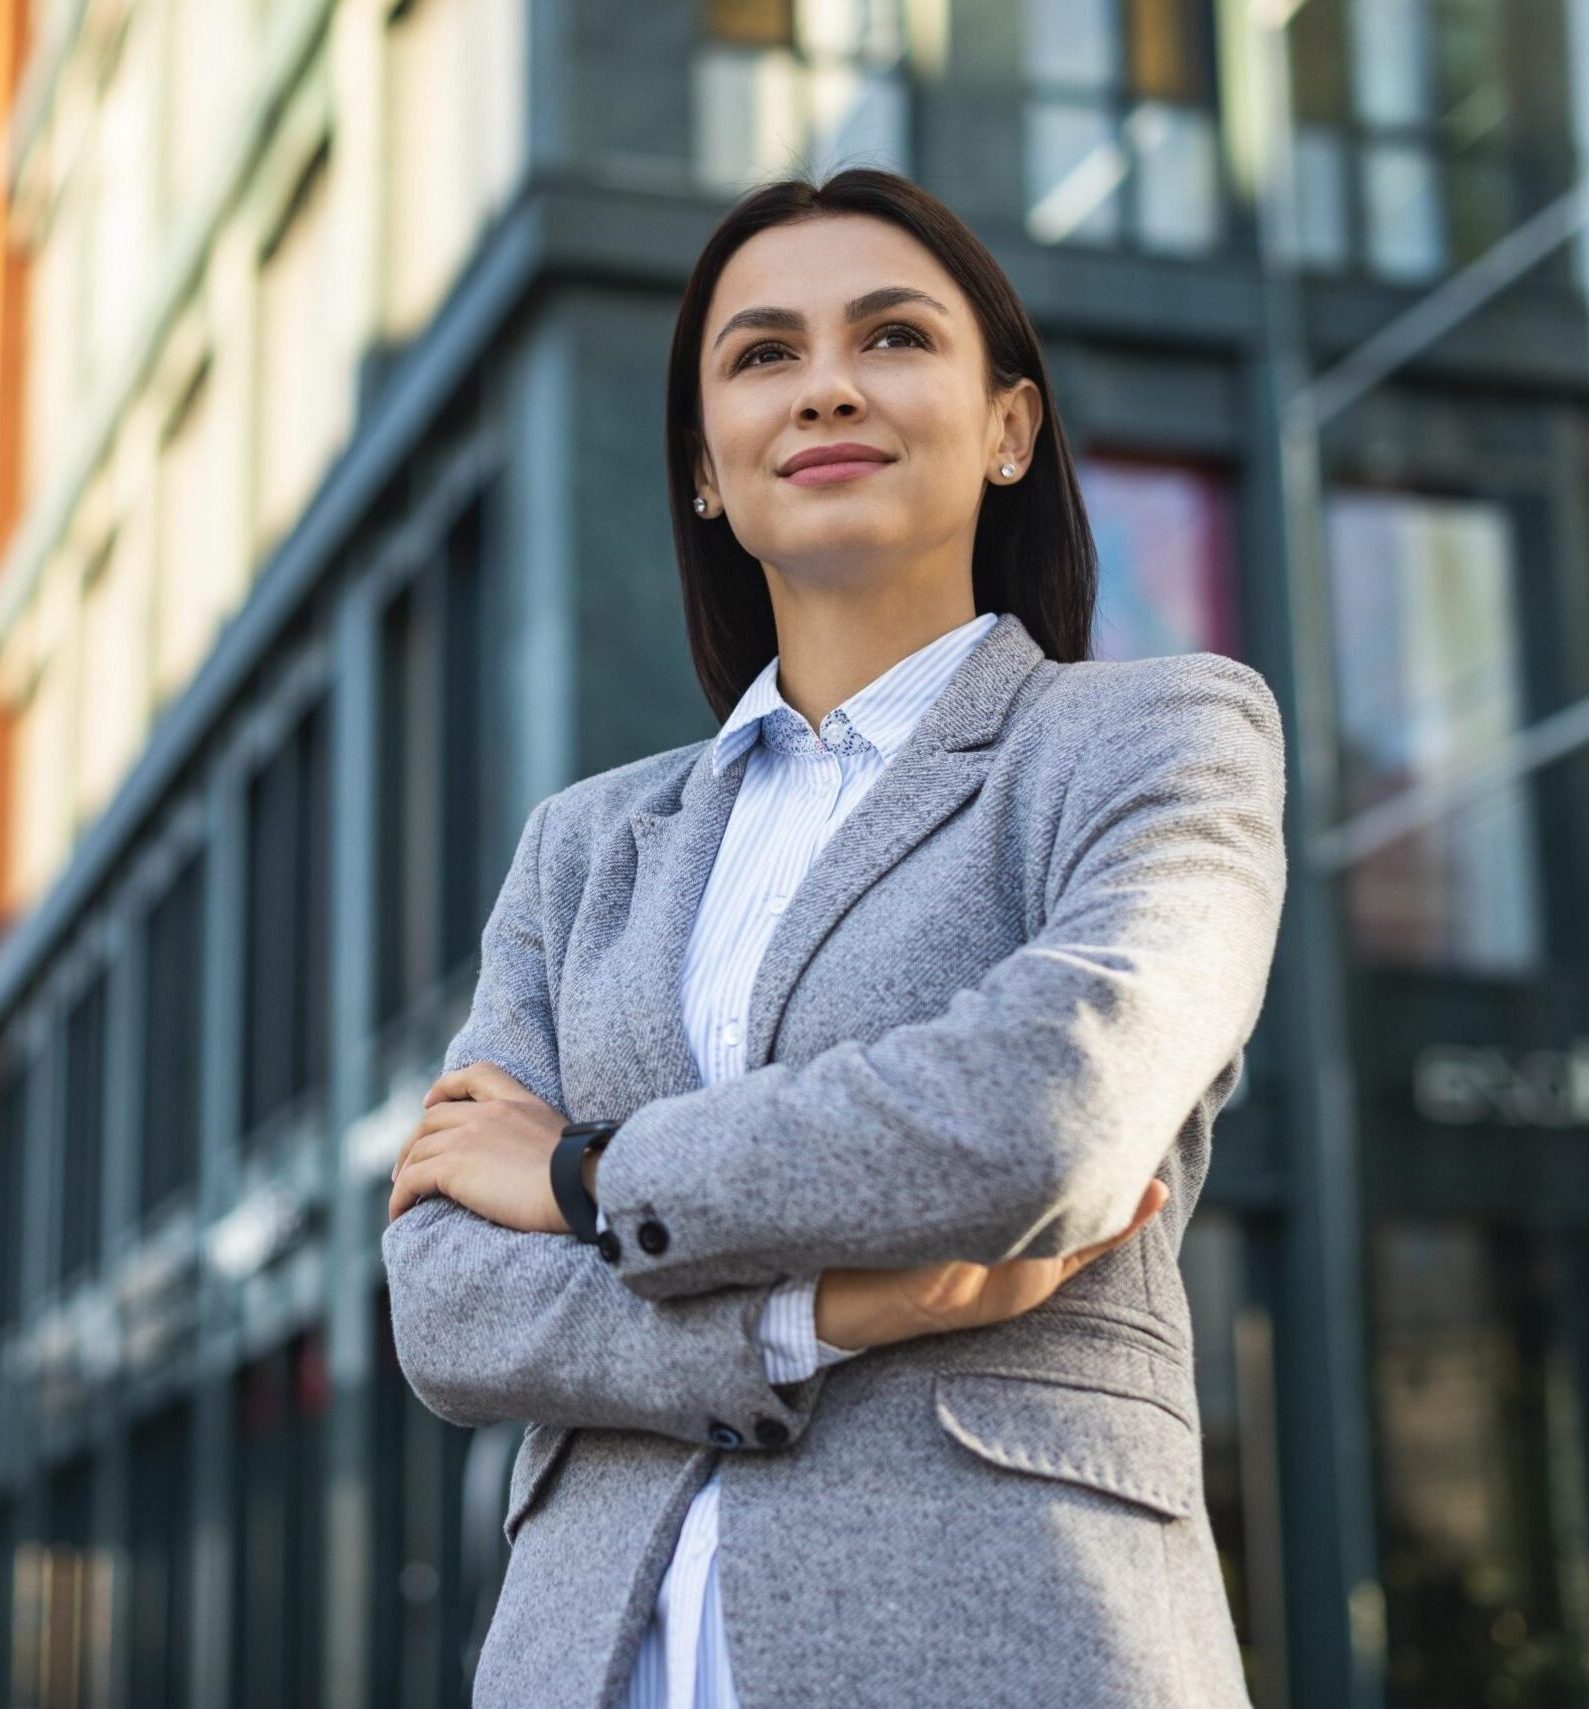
[620,610,1047,1098]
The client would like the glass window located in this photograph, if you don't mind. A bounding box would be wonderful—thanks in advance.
[1025,101,1124,245]
[256,139,344,551]
[1024,0,1116,87]
[1362,142,1446,280]
[1294,126,1352,269]
[704,0,795,48]
[388,0,520,252]
[1077,455,1242,661]
[0,1049,28,1329]
[1182,1209,1289,1709]
[0,1500,14,1709]
[1350,0,1433,126]
[157,357,245,713]
[129,1401,195,1709]
[141,851,205,1219]
[376,491,492,1034]
[1371,1221,1589,1705]
[59,971,108,1288]
[1130,102,1220,254]
[231,1330,329,1709]
[43,1453,98,1709]
[1326,488,1540,973]
[372,1287,476,1709]
[78,527,151,827]
[1022,0,1220,254]
[242,699,330,1144]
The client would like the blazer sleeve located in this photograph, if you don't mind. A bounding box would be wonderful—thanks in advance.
[590,653,1289,1302]
[379,794,835,1447]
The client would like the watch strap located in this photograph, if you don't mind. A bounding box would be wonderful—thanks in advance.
[552,1121,618,1243]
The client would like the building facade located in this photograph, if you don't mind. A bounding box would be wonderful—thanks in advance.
[0,0,1586,1705]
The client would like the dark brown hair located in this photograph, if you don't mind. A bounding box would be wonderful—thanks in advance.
[665,166,1098,721]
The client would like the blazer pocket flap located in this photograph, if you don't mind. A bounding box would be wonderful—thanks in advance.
[504,1423,574,1544]
[933,1371,1200,1521]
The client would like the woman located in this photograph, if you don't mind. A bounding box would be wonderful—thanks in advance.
[383,167,1286,1708]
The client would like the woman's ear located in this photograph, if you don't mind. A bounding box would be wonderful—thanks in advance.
[692,432,720,508]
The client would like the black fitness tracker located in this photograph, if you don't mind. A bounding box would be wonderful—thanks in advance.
[552,1120,620,1243]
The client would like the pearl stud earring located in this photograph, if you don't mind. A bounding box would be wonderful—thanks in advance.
[693,496,707,514]
[999,463,1016,478]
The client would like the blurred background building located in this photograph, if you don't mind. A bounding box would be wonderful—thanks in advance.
[0,0,1586,1704]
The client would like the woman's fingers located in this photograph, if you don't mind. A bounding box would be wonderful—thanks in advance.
[423,1060,533,1109]
[1065,1179,1169,1268]
[391,1097,476,1181]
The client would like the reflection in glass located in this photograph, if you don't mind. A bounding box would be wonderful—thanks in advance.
[1021,0,1218,253]
[1362,143,1445,280]
[1182,1210,1287,1709]
[1131,103,1220,254]
[1372,1221,1589,1705]
[1079,457,1240,661]
[1349,0,1433,126]
[1025,102,1124,245]
[1023,0,1116,87]
[1326,489,1541,972]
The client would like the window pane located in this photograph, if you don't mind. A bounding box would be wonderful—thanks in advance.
[1023,0,1116,87]
[243,700,331,1140]
[372,1289,475,1708]
[1295,125,1352,269]
[129,1402,194,1709]
[377,578,442,1030]
[0,1055,29,1328]
[1079,456,1242,661]
[441,501,486,979]
[1327,489,1540,973]
[1371,1222,1589,1706]
[1025,101,1124,245]
[232,1332,328,1709]
[1350,0,1433,125]
[142,852,205,1217]
[1362,142,1446,280]
[1126,0,1204,101]
[1291,0,1350,124]
[1130,102,1220,254]
[705,0,796,47]
[60,972,108,1287]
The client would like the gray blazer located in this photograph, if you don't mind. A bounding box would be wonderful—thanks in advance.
[381,611,1287,1708]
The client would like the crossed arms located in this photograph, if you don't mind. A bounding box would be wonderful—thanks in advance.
[380,653,1287,1449]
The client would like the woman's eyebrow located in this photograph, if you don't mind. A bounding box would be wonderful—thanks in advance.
[711,286,952,351]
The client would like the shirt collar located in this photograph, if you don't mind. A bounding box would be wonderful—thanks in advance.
[710,610,1000,777]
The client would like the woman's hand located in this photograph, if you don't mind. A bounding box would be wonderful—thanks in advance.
[813,1178,1170,1352]
[388,1061,574,1232]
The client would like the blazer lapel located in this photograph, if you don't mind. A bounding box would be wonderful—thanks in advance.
[620,746,746,1101]
[619,612,1046,1099]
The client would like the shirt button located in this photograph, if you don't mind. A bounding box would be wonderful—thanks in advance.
[637,1218,669,1254]
[707,1420,743,1449]
[766,894,788,915]
[596,1228,622,1263]
[721,1019,743,1046]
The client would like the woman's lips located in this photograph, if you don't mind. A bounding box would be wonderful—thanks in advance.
[781,459,893,487]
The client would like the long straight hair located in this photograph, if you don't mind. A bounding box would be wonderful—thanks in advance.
[664,167,1099,722]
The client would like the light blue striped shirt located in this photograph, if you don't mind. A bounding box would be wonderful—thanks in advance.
[608,610,1000,1708]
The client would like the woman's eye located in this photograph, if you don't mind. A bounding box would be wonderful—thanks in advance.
[733,321,930,371]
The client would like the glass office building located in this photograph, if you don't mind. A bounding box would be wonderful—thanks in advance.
[0,1,1586,1705]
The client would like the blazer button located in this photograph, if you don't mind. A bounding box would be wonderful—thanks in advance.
[637,1218,669,1254]
[595,1228,622,1263]
[753,1416,789,1448]
[707,1420,743,1449]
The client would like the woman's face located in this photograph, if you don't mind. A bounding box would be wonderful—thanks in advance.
[694,213,1039,591]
